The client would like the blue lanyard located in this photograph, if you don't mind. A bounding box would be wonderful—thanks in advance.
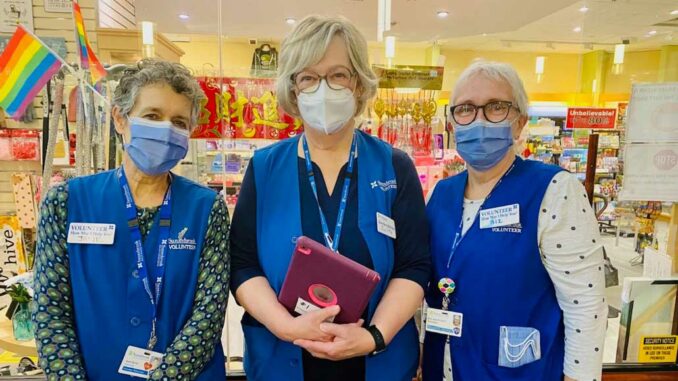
[446,161,517,268]
[117,167,171,350]
[302,132,357,253]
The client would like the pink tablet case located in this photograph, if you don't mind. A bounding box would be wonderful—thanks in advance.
[278,236,381,324]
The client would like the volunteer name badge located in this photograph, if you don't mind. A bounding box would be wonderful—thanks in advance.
[376,212,396,239]
[479,204,520,229]
[118,346,163,379]
[426,308,463,338]
[67,223,116,245]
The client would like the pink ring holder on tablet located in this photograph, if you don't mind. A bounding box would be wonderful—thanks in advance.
[308,284,338,307]
[278,236,381,324]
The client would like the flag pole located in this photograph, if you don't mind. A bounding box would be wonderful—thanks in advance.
[18,24,109,106]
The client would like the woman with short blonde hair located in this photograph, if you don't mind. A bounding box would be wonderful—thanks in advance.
[231,15,430,381]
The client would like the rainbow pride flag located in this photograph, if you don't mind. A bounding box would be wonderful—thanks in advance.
[0,25,62,119]
[73,0,106,83]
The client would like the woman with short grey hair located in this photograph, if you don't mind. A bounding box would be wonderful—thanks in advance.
[33,59,230,380]
[423,60,606,381]
[230,15,430,381]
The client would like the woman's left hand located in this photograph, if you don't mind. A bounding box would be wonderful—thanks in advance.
[293,319,376,361]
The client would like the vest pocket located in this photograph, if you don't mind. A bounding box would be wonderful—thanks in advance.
[498,326,541,368]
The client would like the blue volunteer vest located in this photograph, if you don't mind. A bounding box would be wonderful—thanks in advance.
[423,157,565,381]
[246,130,419,381]
[67,170,226,380]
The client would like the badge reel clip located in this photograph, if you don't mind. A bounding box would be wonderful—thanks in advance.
[438,277,456,341]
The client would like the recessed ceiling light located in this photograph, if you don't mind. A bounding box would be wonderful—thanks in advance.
[482,33,487,37]
[178,14,189,20]
[573,26,582,32]
[648,30,657,35]
[579,6,589,13]
[671,10,678,15]
[437,10,449,18]
[285,17,296,25]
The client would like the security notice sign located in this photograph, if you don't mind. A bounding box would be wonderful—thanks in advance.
[638,336,678,363]
[566,108,617,129]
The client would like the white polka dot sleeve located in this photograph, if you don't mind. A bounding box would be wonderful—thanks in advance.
[538,171,607,381]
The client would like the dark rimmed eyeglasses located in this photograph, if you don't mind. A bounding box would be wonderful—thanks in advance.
[449,101,519,126]
[291,65,357,94]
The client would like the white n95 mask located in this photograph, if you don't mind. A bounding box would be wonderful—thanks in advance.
[297,80,356,135]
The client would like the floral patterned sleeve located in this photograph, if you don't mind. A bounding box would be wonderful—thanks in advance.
[33,183,87,381]
[33,184,230,381]
[151,195,230,380]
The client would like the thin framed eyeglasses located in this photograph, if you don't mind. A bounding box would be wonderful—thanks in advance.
[292,65,357,94]
[449,101,518,126]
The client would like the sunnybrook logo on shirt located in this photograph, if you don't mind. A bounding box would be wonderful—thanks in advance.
[370,179,397,192]
[167,227,197,251]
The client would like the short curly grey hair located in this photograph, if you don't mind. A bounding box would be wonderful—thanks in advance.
[453,60,529,118]
[112,59,205,127]
[276,15,378,119]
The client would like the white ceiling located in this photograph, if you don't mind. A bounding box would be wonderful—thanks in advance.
[135,0,678,53]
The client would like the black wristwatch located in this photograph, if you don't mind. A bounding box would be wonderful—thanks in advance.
[366,325,386,355]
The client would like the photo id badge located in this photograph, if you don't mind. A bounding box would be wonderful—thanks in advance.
[376,212,396,239]
[479,204,520,229]
[426,308,463,337]
[67,223,116,245]
[118,346,163,379]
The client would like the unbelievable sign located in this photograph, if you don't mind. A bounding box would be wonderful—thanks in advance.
[566,107,617,129]
[373,65,444,90]
[638,336,678,363]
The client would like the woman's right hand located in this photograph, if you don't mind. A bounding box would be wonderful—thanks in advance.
[277,305,341,343]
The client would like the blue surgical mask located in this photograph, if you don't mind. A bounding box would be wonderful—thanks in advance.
[454,119,514,171]
[124,117,189,175]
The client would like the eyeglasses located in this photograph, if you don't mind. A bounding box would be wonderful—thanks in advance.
[292,66,357,93]
[449,101,518,126]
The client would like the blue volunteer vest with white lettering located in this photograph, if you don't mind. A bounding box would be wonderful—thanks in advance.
[246,130,419,381]
[423,157,565,381]
[67,170,226,380]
